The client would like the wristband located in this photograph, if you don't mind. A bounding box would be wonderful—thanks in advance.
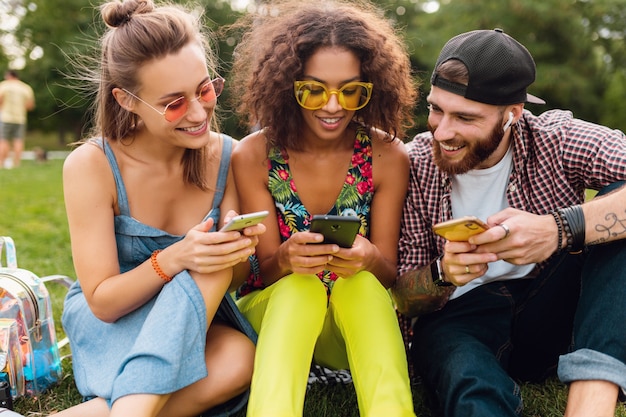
[550,211,564,255]
[151,250,173,283]
[431,255,452,287]
[558,205,586,254]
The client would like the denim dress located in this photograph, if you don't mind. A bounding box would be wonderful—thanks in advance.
[62,136,256,416]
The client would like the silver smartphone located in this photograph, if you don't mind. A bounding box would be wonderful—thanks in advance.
[219,210,269,232]
[310,215,361,248]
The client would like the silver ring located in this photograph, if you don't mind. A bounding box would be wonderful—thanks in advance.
[499,223,511,239]
[465,265,470,274]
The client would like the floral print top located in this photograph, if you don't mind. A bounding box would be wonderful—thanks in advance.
[236,126,374,298]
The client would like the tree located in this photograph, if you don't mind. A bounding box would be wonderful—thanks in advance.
[10,0,98,144]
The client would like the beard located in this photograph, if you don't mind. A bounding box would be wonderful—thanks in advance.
[431,122,505,175]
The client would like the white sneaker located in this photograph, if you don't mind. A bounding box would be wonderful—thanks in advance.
[0,409,23,416]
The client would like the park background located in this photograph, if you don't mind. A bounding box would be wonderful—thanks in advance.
[1,0,626,415]
[2,0,626,144]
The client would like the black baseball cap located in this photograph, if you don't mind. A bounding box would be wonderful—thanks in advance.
[431,28,545,105]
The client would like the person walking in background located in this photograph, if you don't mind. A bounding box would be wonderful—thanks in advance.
[0,0,264,416]
[392,28,626,417]
[228,1,418,416]
[0,70,35,169]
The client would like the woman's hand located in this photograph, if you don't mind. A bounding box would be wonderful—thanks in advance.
[170,211,264,275]
[325,234,373,277]
[277,232,374,278]
[277,231,339,275]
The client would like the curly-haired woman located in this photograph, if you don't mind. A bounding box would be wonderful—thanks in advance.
[228,1,418,416]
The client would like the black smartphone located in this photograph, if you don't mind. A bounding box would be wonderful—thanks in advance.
[219,211,269,232]
[310,215,360,248]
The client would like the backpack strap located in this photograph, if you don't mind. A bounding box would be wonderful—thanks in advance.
[0,236,18,268]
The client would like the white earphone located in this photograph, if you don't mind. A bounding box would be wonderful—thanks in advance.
[503,112,514,131]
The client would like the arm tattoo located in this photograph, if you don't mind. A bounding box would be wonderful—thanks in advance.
[391,265,454,318]
[590,211,626,245]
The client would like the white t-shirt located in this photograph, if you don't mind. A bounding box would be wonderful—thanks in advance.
[449,144,535,299]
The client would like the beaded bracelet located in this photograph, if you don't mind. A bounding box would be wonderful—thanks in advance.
[557,205,586,254]
[550,211,564,255]
[150,249,173,283]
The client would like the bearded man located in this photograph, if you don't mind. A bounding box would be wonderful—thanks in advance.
[393,28,626,417]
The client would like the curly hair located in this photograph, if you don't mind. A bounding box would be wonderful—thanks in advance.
[228,0,418,150]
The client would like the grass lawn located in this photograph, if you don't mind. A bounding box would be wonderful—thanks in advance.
[1,160,625,416]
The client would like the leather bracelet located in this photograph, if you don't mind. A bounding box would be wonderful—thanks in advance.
[550,211,564,255]
[558,205,586,253]
[151,249,173,283]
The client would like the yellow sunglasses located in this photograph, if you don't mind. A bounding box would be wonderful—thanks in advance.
[294,80,373,111]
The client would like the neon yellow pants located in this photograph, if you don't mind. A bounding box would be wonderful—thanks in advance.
[236,271,415,417]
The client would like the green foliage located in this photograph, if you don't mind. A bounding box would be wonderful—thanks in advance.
[195,0,248,138]
[601,70,626,130]
[11,0,99,143]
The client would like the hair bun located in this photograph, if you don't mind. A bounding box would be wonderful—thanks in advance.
[101,0,154,28]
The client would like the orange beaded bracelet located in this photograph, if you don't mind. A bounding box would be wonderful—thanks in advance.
[150,250,173,283]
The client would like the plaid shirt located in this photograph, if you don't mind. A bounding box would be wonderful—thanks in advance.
[398,109,626,275]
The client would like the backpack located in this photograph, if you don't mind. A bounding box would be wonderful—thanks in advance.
[0,236,71,399]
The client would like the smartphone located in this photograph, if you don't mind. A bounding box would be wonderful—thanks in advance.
[432,216,490,241]
[310,215,361,248]
[219,210,269,232]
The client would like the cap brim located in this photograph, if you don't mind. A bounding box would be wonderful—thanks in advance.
[526,93,545,105]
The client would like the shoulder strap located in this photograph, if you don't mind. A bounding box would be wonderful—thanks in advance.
[100,140,131,217]
[211,135,233,210]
